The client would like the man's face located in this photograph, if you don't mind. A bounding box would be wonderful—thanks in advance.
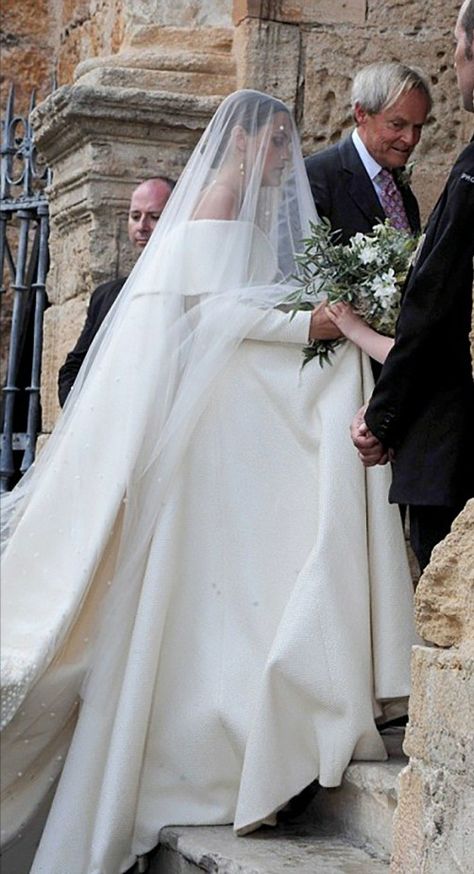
[455,2,474,112]
[128,180,172,249]
[355,89,430,170]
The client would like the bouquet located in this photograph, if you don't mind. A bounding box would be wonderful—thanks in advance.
[286,218,419,366]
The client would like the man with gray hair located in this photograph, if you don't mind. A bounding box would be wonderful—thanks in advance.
[304,62,431,350]
[305,62,431,243]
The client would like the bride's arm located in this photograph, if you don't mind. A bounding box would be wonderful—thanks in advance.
[244,304,339,346]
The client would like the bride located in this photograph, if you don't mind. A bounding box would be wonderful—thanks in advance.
[1,90,416,874]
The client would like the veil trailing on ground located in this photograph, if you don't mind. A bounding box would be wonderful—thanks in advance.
[1,91,320,845]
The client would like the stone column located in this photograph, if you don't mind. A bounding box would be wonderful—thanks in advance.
[31,1,235,430]
[390,500,474,872]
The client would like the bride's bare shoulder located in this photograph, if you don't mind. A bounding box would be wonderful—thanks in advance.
[192,183,238,221]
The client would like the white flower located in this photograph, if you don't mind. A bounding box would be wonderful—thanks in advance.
[370,269,398,308]
[357,244,380,265]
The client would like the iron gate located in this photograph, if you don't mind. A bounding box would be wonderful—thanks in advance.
[1,86,51,492]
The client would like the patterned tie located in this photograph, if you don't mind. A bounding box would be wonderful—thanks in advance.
[376,169,411,232]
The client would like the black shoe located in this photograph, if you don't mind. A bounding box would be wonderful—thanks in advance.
[377,715,408,732]
[277,780,320,823]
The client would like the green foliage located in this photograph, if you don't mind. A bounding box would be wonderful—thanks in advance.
[286,219,419,367]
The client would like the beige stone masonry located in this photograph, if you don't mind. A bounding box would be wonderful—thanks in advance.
[122,0,232,29]
[367,0,459,28]
[415,500,474,650]
[391,502,474,871]
[73,27,236,97]
[391,645,474,872]
[233,0,367,26]
[233,18,301,107]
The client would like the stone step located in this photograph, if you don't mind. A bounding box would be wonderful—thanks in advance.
[149,822,389,873]
[147,729,406,873]
[306,728,407,862]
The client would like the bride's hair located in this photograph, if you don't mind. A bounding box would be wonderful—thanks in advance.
[205,90,290,167]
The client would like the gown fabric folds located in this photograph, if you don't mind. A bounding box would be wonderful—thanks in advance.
[1,91,417,874]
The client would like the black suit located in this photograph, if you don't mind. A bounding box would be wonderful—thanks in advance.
[305,135,421,244]
[58,277,127,406]
[365,142,474,568]
[305,135,421,386]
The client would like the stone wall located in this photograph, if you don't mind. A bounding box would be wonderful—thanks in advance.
[391,500,474,872]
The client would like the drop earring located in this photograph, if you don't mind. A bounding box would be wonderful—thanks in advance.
[239,160,245,176]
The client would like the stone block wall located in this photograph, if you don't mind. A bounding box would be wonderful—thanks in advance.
[391,501,474,872]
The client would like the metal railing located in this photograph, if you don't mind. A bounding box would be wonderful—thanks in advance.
[1,86,52,491]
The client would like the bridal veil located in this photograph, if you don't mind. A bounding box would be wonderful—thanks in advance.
[1,90,416,874]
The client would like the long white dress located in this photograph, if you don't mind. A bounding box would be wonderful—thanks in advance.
[1,222,416,874]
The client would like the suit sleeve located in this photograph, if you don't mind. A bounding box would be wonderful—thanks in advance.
[304,155,332,222]
[57,290,104,407]
[365,148,474,447]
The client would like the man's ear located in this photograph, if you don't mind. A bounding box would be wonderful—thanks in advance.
[353,102,367,127]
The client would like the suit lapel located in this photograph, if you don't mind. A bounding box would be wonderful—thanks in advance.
[337,137,386,227]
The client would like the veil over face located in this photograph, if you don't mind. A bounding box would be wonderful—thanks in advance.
[1,90,316,543]
[1,90,319,737]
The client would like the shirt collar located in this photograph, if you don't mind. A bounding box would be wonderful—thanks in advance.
[352,129,382,181]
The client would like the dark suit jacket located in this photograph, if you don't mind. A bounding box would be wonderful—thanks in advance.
[58,276,127,406]
[365,142,474,507]
[305,135,421,243]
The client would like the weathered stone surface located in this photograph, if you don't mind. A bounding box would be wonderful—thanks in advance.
[309,749,406,861]
[152,823,389,872]
[390,646,474,873]
[1,0,54,110]
[233,0,367,25]
[122,0,232,29]
[0,46,54,115]
[123,24,234,52]
[415,500,474,648]
[56,0,125,85]
[41,297,89,430]
[367,0,459,29]
[392,762,474,873]
[234,18,300,108]
[404,647,474,771]
[73,37,236,97]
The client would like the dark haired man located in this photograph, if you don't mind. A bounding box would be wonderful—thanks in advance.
[352,0,474,571]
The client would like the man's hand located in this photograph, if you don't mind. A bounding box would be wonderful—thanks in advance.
[309,302,344,341]
[350,405,389,466]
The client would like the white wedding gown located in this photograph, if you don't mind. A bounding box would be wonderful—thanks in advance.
[1,221,416,874]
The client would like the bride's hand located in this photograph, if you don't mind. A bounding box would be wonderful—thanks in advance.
[309,301,343,341]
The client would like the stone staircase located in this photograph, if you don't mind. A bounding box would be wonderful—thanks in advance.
[147,729,406,873]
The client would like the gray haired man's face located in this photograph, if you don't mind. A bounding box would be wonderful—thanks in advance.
[354,89,430,170]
